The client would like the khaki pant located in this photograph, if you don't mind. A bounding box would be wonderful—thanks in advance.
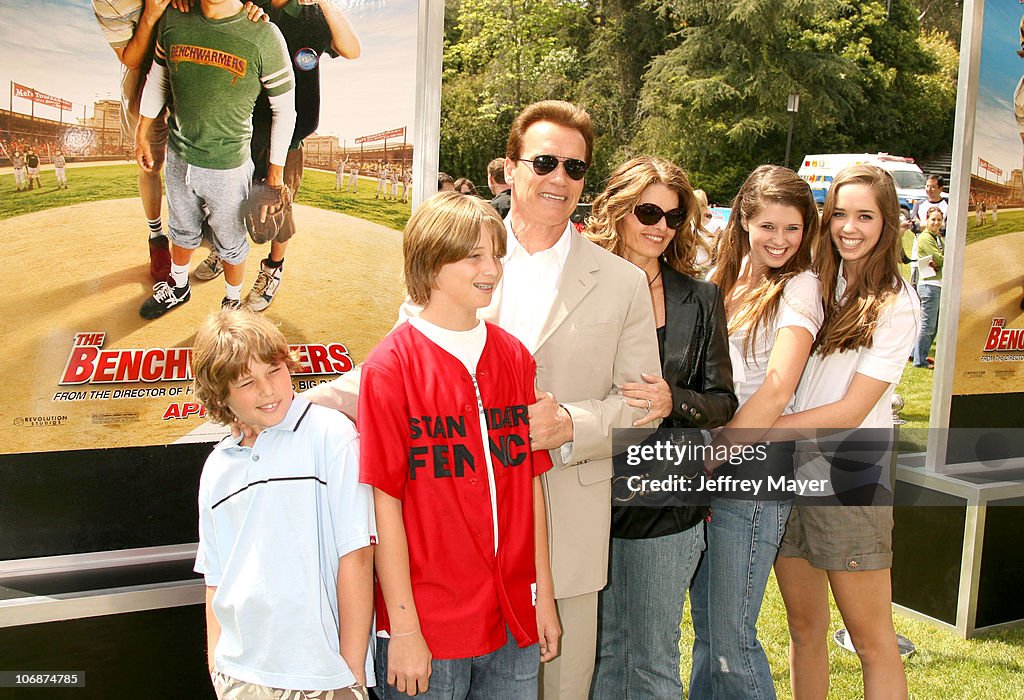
[540,591,599,700]
[211,670,368,700]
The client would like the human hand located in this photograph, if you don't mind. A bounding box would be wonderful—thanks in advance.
[229,418,259,443]
[136,138,157,174]
[536,596,561,662]
[387,630,432,696]
[528,390,573,450]
[143,0,174,22]
[242,1,269,21]
[620,372,671,426]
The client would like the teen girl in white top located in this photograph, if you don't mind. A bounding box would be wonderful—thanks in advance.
[773,165,920,700]
[689,165,822,700]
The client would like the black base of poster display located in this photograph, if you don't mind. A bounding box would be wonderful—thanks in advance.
[0,605,214,700]
[893,463,1024,637]
[0,443,210,560]
[948,394,1024,464]
[0,444,214,697]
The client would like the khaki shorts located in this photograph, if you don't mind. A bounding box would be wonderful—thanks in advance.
[778,504,893,571]
[211,670,369,700]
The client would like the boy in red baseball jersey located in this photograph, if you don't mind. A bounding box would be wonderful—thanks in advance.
[358,192,559,699]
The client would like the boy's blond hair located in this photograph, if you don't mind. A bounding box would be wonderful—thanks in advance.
[403,191,507,305]
[191,310,299,425]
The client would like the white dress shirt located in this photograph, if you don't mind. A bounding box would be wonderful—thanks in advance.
[497,218,573,353]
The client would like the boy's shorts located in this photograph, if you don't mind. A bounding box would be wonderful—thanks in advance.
[164,148,252,265]
[778,504,893,571]
[27,167,39,177]
[211,670,368,700]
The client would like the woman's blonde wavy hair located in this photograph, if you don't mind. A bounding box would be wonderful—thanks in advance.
[814,164,904,355]
[584,156,703,277]
[709,165,819,359]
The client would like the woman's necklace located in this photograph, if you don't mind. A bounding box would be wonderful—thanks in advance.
[647,268,662,287]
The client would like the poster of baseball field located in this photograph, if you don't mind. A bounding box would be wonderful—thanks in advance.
[952,0,1024,395]
[0,0,419,454]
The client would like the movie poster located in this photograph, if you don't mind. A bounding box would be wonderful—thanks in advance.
[953,0,1024,395]
[0,0,418,454]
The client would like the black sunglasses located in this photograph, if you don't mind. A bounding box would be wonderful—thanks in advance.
[634,203,687,230]
[519,155,590,181]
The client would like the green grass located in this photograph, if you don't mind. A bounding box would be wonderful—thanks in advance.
[896,363,935,454]
[679,570,1024,699]
[0,162,411,231]
[965,209,1024,245]
[0,163,139,219]
[296,168,411,231]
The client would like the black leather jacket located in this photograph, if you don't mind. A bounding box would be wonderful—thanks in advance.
[612,262,738,539]
[661,263,737,430]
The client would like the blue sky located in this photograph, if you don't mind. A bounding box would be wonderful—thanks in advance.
[973,0,1024,179]
[0,0,419,140]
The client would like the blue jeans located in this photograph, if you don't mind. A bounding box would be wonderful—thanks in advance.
[591,526,705,699]
[374,628,538,700]
[913,284,941,367]
[689,497,791,700]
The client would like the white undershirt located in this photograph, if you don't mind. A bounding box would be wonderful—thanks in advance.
[496,217,575,461]
[408,317,499,553]
[497,218,573,352]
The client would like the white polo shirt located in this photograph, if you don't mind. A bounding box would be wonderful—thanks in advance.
[195,395,376,690]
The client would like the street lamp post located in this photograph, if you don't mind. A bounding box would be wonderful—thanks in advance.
[785,93,800,169]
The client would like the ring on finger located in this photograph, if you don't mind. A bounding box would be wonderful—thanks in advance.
[645,398,652,411]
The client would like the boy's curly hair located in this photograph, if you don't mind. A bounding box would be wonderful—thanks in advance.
[191,309,299,425]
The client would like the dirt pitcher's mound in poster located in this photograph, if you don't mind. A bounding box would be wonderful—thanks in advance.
[1,198,403,454]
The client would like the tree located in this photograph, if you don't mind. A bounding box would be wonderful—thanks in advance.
[634,0,957,202]
[635,0,866,201]
[910,0,963,47]
[574,0,677,187]
[440,0,591,189]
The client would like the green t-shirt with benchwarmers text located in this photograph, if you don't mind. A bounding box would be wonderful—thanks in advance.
[155,8,293,170]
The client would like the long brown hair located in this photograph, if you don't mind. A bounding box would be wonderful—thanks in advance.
[814,164,903,355]
[584,156,702,276]
[710,165,819,358]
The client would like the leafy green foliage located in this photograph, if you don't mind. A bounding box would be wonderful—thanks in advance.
[440,0,591,189]
[440,0,959,205]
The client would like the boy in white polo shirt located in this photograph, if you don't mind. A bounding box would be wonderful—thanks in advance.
[192,309,376,700]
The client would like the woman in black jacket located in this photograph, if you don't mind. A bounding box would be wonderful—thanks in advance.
[586,156,737,699]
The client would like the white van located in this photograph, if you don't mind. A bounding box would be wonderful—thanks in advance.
[798,153,936,214]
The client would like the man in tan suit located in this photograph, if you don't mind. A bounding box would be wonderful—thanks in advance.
[306,101,662,699]
[495,101,660,699]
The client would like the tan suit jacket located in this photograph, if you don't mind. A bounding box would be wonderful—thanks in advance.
[305,230,661,599]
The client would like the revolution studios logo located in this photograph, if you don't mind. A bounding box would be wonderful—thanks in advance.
[14,415,68,427]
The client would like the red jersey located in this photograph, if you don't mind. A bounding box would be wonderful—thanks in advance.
[358,321,553,659]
